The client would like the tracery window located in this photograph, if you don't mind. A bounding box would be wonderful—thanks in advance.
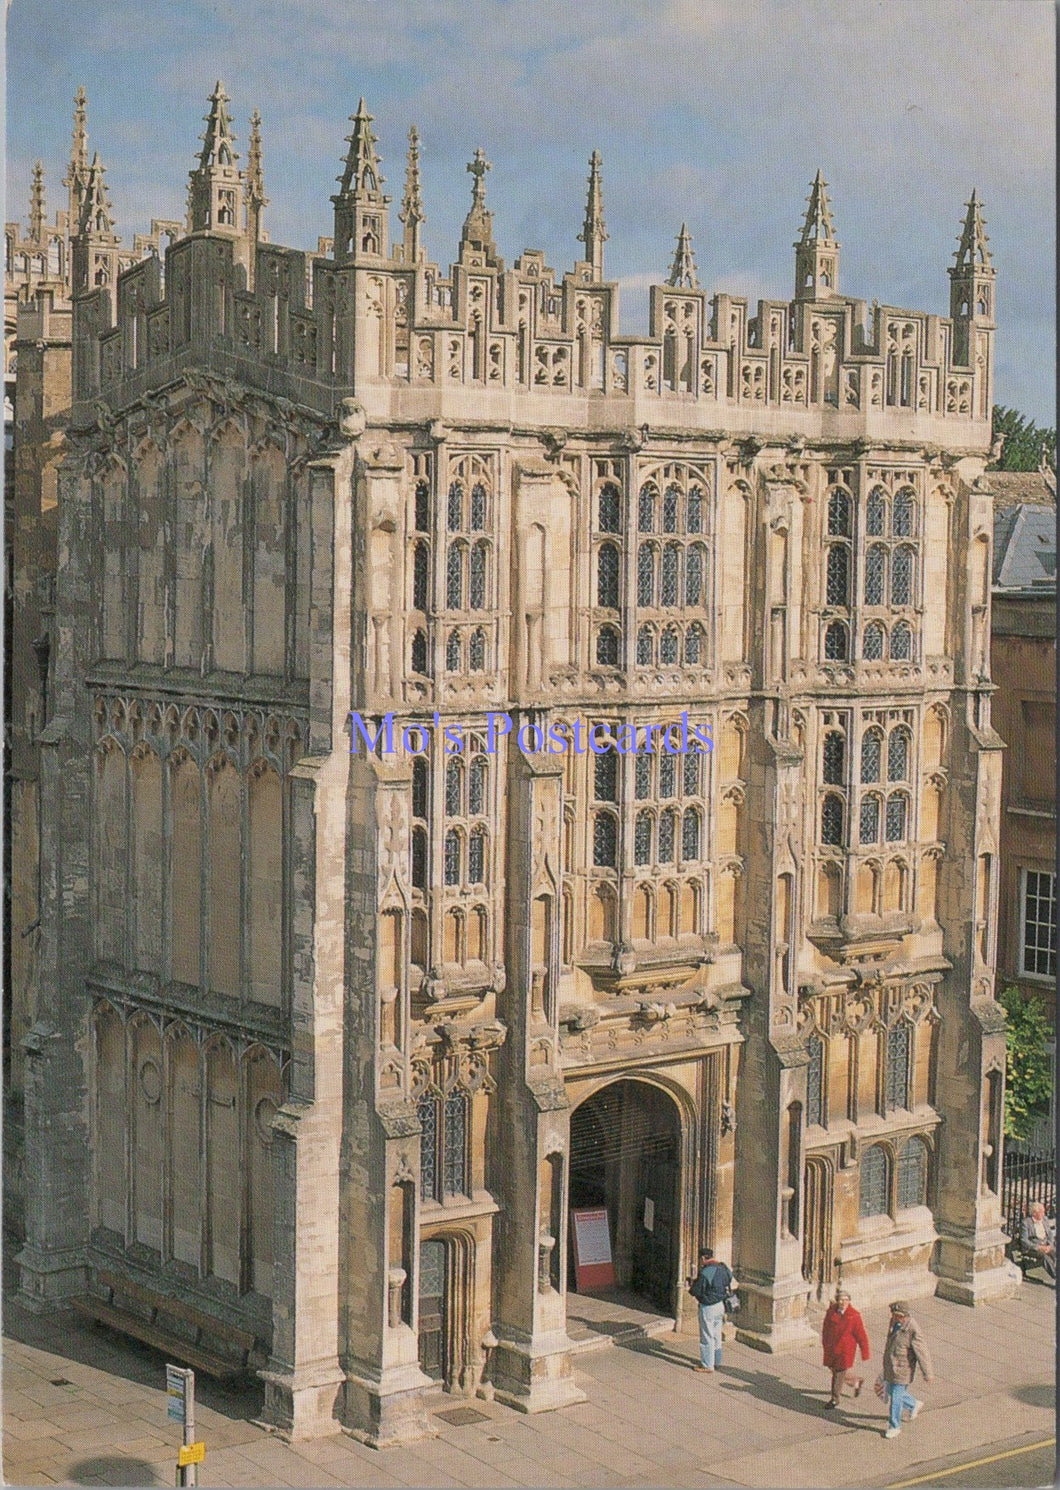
[863,621,885,660]
[885,1022,911,1111]
[682,807,700,860]
[821,793,844,846]
[897,1136,927,1208]
[446,546,463,609]
[598,482,622,534]
[635,754,652,800]
[859,794,880,845]
[859,1144,889,1218]
[636,470,710,621]
[861,728,883,783]
[634,811,652,866]
[636,626,654,666]
[597,543,620,609]
[806,1034,824,1127]
[445,465,492,614]
[865,545,886,606]
[470,481,487,531]
[468,755,487,815]
[414,478,430,533]
[658,807,676,863]
[413,543,429,611]
[660,625,680,664]
[638,546,656,606]
[828,488,852,537]
[890,622,912,660]
[418,1089,470,1202]
[411,629,428,675]
[444,829,461,886]
[468,827,487,884]
[659,753,677,799]
[469,543,487,609]
[885,793,908,842]
[446,633,462,672]
[826,545,850,606]
[823,732,845,786]
[891,547,914,606]
[469,628,486,671]
[824,620,848,660]
[686,623,705,665]
[887,728,910,783]
[596,625,620,667]
[593,811,617,868]
[866,486,886,537]
[594,748,618,803]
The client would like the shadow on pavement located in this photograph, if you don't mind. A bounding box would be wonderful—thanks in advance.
[67,1455,164,1486]
[715,1364,882,1429]
[1010,1381,1054,1409]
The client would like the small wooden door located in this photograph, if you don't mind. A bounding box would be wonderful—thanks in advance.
[418,1239,446,1381]
[802,1156,833,1299]
[632,1147,678,1313]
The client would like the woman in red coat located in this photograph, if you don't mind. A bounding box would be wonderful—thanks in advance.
[820,1288,871,1407]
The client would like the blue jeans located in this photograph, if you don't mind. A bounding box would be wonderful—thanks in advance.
[887,1381,919,1429]
[698,1301,725,1368]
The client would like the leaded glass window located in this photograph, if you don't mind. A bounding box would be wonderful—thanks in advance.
[885,793,907,842]
[596,626,619,666]
[863,621,885,660]
[683,752,700,796]
[446,545,463,608]
[598,483,622,533]
[414,480,430,533]
[445,759,462,816]
[885,1023,910,1110]
[468,827,486,884]
[828,488,851,537]
[597,543,620,608]
[888,729,909,782]
[686,545,703,606]
[826,545,850,606]
[859,1144,888,1217]
[806,1035,824,1127]
[412,758,428,820]
[861,730,882,782]
[859,795,880,844]
[411,630,428,675]
[891,547,913,606]
[469,628,486,670]
[892,490,914,537]
[824,621,848,659]
[635,754,652,799]
[823,732,845,785]
[636,626,654,665]
[413,542,429,610]
[634,811,652,866]
[469,756,487,815]
[594,749,617,802]
[444,829,460,885]
[687,485,703,534]
[890,622,912,660]
[418,1096,438,1200]
[867,487,886,537]
[593,812,617,867]
[663,485,679,533]
[447,481,463,532]
[660,625,680,663]
[658,808,676,863]
[638,483,656,533]
[412,826,427,888]
[470,482,487,531]
[443,1091,469,1196]
[686,624,703,664]
[661,544,680,607]
[446,632,462,672]
[682,807,700,860]
[865,545,886,605]
[638,546,655,606]
[659,753,677,799]
[469,543,487,609]
[821,794,844,846]
[897,1136,926,1208]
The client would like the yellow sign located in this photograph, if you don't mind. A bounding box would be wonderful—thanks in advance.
[177,1442,205,1467]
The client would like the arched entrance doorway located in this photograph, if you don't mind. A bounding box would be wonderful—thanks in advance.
[568,1079,682,1313]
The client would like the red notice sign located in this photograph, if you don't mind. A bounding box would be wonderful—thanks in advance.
[571,1206,615,1292]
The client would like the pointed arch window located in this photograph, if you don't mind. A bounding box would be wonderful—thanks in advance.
[885,793,908,843]
[806,1034,824,1127]
[659,753,677,799]
[412,758,429,820]
[413,543,429,611]
[442,1090,470,1196]
[411,629,428,675]
[445,759,463,816]
[891,548,914,606]
[685,624,704,664]
[658,807,676,863]
[885,1022,911,1111]
[685,545,704,606]
[446,545,463,609]
[865,546,886,606]
[411,826,428,889]
[597,543,620,609]
[447,481,463,532]
[635,754,652,800]
[634,811,653,866]
[596,625,620,666]
[859,794,880,844]
[861,729,883,783]
[663,484,680,533]
[661,544,680,607]
[660,625,680,664]
[469,543,487,610]
[824,620,848,660]
[686,485,703,534]
[638,482,657,533]
[866,487,886,537]
[593,811,617,868]
[892,490,915,537]
[597,482,622,533]
[897,1135,927,1208]
[890,622,912,660]
[444,829,461,886]
[446,632,462,672]
[859,1144,889,1218]
[637,546,656,606]
[823,731,845,785]
[827,488,851,537]
[468,827,487,884]
[418,1096,439,1199]
[826,545,850,606]
[414,479,431,533]
[682,806,700,860]
[863,621,886,660]
[821,793,844,846]
[469,755,488,815]
[636,625,654,666]
[469,628,486,671]
[887,728,910,782]
[683,752,700,797]
[594,748,618,803]
[470,481,487,531]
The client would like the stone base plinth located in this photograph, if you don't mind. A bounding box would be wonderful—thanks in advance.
[733,1277,818,1354]
[258,1362,344,1441]
[491,1329,587,1414]
[15,1245,87,1312]
[342,1362,436,1447]
[934,1226,1023,1305]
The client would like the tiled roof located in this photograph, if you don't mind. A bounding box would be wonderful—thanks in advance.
[992,503,1057,592]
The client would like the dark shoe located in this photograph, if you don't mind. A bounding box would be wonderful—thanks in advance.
[853,1378,864,1398]
[823,1400,837,1409]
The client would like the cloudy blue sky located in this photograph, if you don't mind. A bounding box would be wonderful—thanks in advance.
[7,0,1055,422]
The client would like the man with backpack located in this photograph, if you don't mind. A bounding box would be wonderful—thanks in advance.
[688,1244,735,1373]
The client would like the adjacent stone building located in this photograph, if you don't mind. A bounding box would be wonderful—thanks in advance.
[15,83,1019,1445]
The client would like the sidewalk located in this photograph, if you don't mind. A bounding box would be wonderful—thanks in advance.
[2,1271,1054,1488]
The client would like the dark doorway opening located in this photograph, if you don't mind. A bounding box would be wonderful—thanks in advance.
[418,1237,446,1382]
[568,1079,681,1314]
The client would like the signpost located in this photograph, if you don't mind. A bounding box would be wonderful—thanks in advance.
[165,1364,203,1487]
[570,1206,615,1292]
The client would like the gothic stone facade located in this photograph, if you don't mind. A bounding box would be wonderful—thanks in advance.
[18,84,1018,1445]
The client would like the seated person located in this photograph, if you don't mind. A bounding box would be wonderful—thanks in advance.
[1020,1201,1056,1279]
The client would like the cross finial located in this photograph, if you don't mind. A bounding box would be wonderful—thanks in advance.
[468,148,491,198]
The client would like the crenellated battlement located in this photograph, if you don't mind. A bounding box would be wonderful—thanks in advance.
[68,84,996,447]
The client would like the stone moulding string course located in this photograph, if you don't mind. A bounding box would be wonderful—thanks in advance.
[349,710,715,756]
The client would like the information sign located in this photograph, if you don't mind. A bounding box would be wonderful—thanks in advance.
[571,1206,615,1291]
[178,1442,206,1467]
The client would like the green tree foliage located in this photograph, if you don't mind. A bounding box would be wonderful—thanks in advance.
[998,985,1054,1140]
[990,406,1057,472]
